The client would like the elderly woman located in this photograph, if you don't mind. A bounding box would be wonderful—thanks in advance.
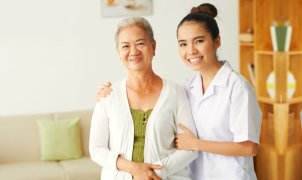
[89,17,198,180]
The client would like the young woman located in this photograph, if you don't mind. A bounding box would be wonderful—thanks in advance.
[174,4,261,180]
[97,3,262,180]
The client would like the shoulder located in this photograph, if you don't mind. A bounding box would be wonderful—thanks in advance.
[182,73,197,88]
[163,79,189,104]
[100,79,125,103]
[228,71,253,91]
[110,79,124,91]
[227,71,257,99]
[181,73,199,94]
[164,79,186,95]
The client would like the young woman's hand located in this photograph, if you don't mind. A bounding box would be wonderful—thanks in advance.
[96,82,112,102]
[130,162,163,180]
[175,124,199,151]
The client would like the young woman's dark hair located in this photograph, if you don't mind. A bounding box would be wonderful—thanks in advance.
[177,3,219,40]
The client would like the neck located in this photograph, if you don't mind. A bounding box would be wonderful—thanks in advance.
[127,69,159,91]
[199,59,222,85]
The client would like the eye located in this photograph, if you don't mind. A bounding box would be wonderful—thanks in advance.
[137,42,144,46]
[179,43,187,47]
[196,39,204,44]
[121,45,129,49]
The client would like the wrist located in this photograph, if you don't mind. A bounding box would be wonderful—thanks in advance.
[194,138,201,151]
[128,161,137,175]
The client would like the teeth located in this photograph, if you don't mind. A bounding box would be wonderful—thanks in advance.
[189,57,201,62]
[130,58,140,61]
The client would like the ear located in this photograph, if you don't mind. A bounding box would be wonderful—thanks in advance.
[152,40,156,56]
[116,46,120,56]
[215,35,221,49]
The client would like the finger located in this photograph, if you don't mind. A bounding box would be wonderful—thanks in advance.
[106,82,112,87]
[103,90,111,95]
[100,93,107,98]
[176,146,183,150]
[103,87,112,92]
[178,123,192,134]
[98,84,107,89]
[149,164,164,170]
[153,176,162,180]
[96,97,100,102]
[151,173,162,180]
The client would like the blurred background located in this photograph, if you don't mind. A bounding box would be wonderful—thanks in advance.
[1,0,301,179]
[0,0,238,116]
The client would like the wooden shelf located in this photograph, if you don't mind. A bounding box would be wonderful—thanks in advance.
[240,42,255,46]
[258,96,275,104]
[258,96,302,105]
[239,0,302,179]
[288,97,302,105]
[255,51,302,55]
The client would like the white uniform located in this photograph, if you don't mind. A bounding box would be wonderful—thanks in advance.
[182,61,262,180]
[90,78,198,180]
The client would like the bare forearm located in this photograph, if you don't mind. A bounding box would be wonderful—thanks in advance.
[194,140,258,156]
[116,156,134,174]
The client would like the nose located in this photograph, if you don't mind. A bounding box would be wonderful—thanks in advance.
[130,45,140,56]
[188,44,197,55]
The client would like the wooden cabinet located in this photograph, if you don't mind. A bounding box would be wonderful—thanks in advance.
[238,0,302,179]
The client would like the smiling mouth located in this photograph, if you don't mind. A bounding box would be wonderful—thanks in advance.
[188,57,203,63]
[129,57,142,62]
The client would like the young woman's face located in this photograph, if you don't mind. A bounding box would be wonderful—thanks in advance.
[177,21,220,71]
[117,25,156,72]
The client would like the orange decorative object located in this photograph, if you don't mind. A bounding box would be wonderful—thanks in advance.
[107,0,114,5]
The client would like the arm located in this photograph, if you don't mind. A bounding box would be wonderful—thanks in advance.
[89,99,163,179]
[175,81,261,157]
[175,124,258,156]
[154,86,198,178]
[89,101,120,170]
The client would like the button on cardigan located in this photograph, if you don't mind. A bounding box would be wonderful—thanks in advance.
[89,78,198,180]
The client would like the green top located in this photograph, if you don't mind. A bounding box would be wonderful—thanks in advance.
[130,108,153,163]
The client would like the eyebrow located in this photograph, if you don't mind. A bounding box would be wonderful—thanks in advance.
[136,38,145,42]
[120,38,145,44]
[178,36,205,43]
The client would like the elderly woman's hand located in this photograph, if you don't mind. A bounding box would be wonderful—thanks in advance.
[175,124,199,151]
[130,162,163,180]
[96,82,112,102]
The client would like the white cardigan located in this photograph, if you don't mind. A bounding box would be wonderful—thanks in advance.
[89,78,198,180]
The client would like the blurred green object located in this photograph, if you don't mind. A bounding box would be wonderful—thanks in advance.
[270,25,292,52]
[37,117,82,161]
[275,26,287,51]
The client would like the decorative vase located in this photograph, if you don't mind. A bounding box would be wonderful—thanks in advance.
[266,71,296,99]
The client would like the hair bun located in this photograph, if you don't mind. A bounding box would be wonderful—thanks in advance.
[190,3,217,18]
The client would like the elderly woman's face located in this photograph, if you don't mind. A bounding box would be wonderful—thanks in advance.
[117,25,156,72]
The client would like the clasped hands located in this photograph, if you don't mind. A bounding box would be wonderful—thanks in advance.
[130,162,163,180]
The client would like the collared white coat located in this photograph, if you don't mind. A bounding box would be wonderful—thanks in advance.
[183,61,262,180]
[90,78,198,180]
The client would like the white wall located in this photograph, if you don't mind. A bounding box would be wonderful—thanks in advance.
[0,0,238,116]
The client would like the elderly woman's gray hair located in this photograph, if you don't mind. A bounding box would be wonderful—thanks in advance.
[115,17,155,46]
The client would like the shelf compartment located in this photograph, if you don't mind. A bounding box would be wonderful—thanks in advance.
[255,52,274,99]
[260,116,275,146]
[285,144,302,180]
[239,0,253,34]
[254,144,278,180]
[255,51,301,103]
[289,52,302,99]
[240,45,254,86]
